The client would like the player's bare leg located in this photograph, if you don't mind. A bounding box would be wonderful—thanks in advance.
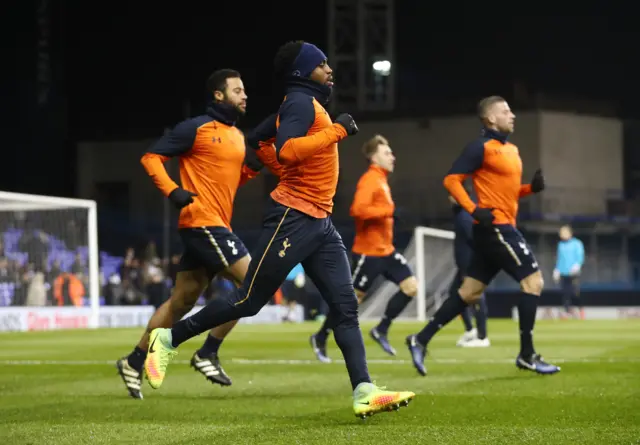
[406,276,484,375]
[515,271,560,374]
[370,276,417,356]
[190,255,251,386]
[117,269,209,399]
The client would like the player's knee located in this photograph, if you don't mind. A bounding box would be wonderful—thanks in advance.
[329,287,360,326]
[331,301,359,328]
[399,276,418,297]
[458,277,486,304]
[520,272,544,296]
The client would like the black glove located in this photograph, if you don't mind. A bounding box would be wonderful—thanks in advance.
[334,113,359,136]
[393,207,410,224]
[471,207,495,227]
[530,168,545,193]
[168,188,197,209]
[244,148,265,172]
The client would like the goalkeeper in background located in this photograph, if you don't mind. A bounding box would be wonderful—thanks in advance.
[553,224,585,319]
[449,193,490,347]
[310,135,418,361]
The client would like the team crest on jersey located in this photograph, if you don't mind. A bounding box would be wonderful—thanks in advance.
[227,240,238,256]
[212,137,222,143]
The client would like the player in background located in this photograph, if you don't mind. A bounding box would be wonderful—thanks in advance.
[310,135,418,361]
[449,194,490,347]
[553,224,585,319]
[143,40,415,419]
[116,69,281,399]
[281,263,306,322]
[406,95,560,376]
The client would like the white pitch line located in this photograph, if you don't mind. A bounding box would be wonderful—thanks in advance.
[0,357,638,366]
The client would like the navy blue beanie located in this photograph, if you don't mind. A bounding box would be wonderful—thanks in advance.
[291,43,327,78]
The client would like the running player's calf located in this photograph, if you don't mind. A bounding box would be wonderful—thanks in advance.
[515,270,560,374]
[370,275,417,356]
[117,269,208,399]
[189,256,250,387]
[406,276,484,376]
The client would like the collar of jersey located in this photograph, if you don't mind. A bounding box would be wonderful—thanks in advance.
[206,102,239,126]
[370,164,389,177]
[284,77,331,105]
[482,127,509,144]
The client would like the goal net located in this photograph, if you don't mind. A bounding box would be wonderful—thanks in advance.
[0,191,100,329]
[359,226,455,323]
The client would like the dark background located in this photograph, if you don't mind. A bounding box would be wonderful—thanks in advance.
[8,2,639,198]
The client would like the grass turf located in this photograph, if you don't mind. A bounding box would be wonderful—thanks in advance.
[0,319,638,444]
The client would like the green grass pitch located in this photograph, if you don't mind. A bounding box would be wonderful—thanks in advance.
[1,319,639,444]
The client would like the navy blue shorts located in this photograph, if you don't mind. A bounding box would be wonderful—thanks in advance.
[178,226,249,278]
[467,224,539,284]
[350,250,413,293]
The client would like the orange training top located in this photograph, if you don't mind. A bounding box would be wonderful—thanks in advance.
[140,103,258,230]
[443,128,533,226]
[350,165,395,256]
[270,80,348,218]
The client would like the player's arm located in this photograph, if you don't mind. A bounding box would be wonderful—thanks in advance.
[246,113,277,150]
[519,184,533,198]
[520,169,545,198]
[275,94,348,165]
[255,141,283,177]
[245,114,283,177]
[443,141,485,214]
[141,120,196,196]
[350,176,394,220]
[576,239,585,267]
[238,147,263,187]
[459,212,475,244]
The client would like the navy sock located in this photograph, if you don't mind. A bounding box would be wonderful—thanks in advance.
[460,307,474,332]
[315,315,332,343]
[171,291,246,348]
[475,297,488,339]
[417,292,468,346]
[333,314,371,390]
[518,293,538,357]
[376,292,412,334]
[198,334,223,356]
[127,346,147,371]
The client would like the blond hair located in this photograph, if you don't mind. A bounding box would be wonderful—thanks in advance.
[477,95,506,120]
[362,134,389,159]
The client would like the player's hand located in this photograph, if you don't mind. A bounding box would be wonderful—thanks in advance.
[168,188,197,209]
[531,169,545,193]
[552,269,560,283]
[334,114,359,136]
[471,207,495,227]
[244,149,265,172]
[570,264,581,276]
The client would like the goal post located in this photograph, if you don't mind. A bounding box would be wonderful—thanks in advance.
[358,225,455,323]
[0,191,100,329]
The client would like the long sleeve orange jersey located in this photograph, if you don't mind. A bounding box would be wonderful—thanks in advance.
[140,103,261,230]
[270,80,348,218]
[350,165,395,256]
[244,113,284,179]
[443,128,533,226]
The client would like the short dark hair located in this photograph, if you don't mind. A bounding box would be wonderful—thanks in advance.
[477,95,506,120]
[273,41,304,78]
[362,134,389,159]
[206,69,241,95]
